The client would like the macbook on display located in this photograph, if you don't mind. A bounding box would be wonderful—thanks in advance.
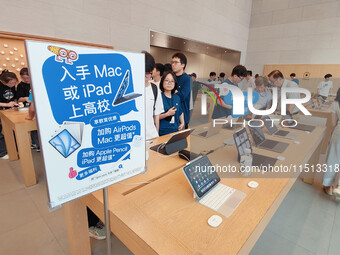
[182,155,246,218]
[233,127,277,168]
[261,116,297,140]
[113,70,142,105]
[248,121,289,153]
[283,115,316,132]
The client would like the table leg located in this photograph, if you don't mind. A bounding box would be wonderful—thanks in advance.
[301,135,323,185]
[15,128,37,186]
[1,118,18,160]
[64,199,91,255]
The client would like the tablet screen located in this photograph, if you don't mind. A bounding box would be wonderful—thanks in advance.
[49,129,81,158]
[233,128,252,158]
[183,155,220,198]
[248,124,265,146]
[261,116,278,135]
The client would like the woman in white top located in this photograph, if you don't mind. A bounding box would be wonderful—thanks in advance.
[323,88,340,197]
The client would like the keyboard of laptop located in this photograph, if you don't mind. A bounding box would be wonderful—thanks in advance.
[276,130,289,136]
[261,140,278,149]
[252,154,277,169]
[199,184,235,211]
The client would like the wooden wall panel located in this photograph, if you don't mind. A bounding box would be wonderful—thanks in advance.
[0,30,113,78]
[0,38,27,78]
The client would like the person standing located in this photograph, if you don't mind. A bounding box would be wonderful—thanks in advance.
[144,51,164,140]
[151,63,164,87]
[317,74,333,100]
[189,73,197,82]
[254,76,272,110]
[290,73,299,86]
[267,70,300,115]
[207,72,217,82]
[322,88,340,196]
[218,72,225,83]
[239,70,255,91]
[159,71,184,136]
[212,65,247,119]
[171,53,192,128]
[16,67,31,106]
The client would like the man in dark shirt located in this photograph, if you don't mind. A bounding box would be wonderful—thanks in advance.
[171,52,192,128]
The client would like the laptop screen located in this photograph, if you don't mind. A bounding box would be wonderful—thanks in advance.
[233,128,252,158]
[183,155,220,198]
[248,123,265,146]
[167,129,193,145]
[261,116,278,135]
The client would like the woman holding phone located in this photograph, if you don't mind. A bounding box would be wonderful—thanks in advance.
[159,71,185,136]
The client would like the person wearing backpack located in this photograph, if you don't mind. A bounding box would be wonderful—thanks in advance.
[143,51,164,140]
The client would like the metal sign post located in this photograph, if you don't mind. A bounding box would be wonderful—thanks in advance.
[103,187,111,255]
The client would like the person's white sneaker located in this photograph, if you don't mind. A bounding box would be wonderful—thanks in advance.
[0,154,9,159]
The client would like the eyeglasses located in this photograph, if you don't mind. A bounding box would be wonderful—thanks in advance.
[237,75,244,81]
[145,72,152,75]
[171,60,181,65]
[164,79,175,84]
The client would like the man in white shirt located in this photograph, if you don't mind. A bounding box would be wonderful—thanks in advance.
[143,51,164,140]
[151,63,164,88]
[317,74,333,100]
[268,70,300,115]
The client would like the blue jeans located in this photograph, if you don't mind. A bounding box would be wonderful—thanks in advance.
[31,130,40,149]
[0,119,8,157]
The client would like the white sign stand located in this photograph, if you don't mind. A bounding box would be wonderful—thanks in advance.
[25,41,146,255]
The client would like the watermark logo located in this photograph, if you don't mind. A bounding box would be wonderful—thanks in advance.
[201,85,311,116]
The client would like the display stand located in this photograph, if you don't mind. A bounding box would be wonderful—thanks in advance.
[103,187,111,255]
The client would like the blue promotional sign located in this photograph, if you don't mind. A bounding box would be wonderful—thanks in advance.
[26,41,145,208]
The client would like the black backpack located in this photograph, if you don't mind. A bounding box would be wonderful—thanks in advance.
[151,83,158,112]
